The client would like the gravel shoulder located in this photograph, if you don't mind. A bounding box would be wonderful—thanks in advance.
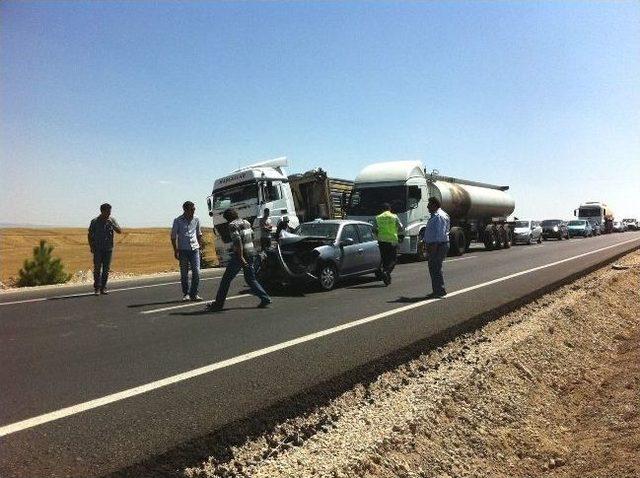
[185,250,640,478]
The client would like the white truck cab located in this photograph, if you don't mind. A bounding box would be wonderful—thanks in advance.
[207,157,299,265]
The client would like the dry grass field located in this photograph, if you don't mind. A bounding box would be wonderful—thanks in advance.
[0,228,217,285]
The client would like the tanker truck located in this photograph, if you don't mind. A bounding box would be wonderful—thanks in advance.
[346,161,515,258]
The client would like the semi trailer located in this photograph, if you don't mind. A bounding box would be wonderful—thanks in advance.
[574,202,614,234]
[207,158,353,265]
[346,161,515,258]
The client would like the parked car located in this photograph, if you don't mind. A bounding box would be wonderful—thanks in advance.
[258,219,383,291]
[589,220,602,236]
[612,220,626,233]
[541,219,569,240]
[623,218,638,231]
[567,220,593,238]
[512,219,543,245]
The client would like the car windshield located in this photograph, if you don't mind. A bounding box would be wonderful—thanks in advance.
[212,183,258,209]
[514,221,530,228]
[578,208,601,217]
[347,186,408,216]
[541,220,561,226]
[568,220,585,226]
[295,223,340,240]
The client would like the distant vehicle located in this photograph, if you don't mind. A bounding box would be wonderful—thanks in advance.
[588,220,602,236]
[512,219,542,245]
[612,220,626,233]
[574,201,614,234]
[541,219,569,240]
[622,218,638,231]
[567,220,593,238]
[258,219,383,291]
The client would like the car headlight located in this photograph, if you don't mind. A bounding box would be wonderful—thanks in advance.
[553,226,558,231]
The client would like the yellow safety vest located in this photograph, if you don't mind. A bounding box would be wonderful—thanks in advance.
[376,211,399,244]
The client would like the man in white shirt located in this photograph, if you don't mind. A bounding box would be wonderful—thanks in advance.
[422,197,451,298]
[171,201,203,301]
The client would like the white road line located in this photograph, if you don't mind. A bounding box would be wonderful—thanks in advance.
[0,236,638,438]
[445,255,477,262]
[140,294,248,314]
[0,277,222,307]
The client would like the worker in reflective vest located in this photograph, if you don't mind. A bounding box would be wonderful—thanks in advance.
[374,203,404,286]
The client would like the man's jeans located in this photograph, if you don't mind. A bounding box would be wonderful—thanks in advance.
[179,249,201,297]
[427,242,449,295]
[93,249,113,291]
[215,253,270,307]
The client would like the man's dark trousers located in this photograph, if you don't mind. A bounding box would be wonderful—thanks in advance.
[427,242,449,295]
[215,253,270,307]
[378,241,398,275]
[93,249,113,291]
[178,249,201,297]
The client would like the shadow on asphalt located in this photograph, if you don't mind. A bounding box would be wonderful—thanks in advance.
[389,295,430,303]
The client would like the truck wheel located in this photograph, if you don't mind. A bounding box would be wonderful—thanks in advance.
[318,264,338,291]
[484,230,496,251]
[501,226,511,249]
[448,228,465,256]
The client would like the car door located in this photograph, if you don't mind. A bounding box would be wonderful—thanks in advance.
[356,223,382,271]
[338,224,363,275]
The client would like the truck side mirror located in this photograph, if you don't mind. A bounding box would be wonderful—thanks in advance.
[573,209,577,216]
[207,197,213,216]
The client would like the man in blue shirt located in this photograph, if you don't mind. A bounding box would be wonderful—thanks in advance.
[171,201,203,301]
[422,197,450,298]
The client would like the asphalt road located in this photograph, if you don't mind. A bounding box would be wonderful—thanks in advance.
[1,232,639,477]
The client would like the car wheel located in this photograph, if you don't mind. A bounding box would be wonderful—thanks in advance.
[537,234,542,244]
[318,263,338,291]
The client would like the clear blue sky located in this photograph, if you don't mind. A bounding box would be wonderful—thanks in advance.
[1,1,639,226]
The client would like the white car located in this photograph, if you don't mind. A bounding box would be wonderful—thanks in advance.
[512,219,543,245]
[622,218,638,231]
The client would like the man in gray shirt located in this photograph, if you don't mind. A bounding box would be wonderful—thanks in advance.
[88,203,122,295]
[171,201,203,301]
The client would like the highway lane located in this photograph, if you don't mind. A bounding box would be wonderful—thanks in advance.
[1,232,639,477]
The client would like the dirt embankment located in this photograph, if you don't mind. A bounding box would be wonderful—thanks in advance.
[0,227,217,285]
[185,250,640,478]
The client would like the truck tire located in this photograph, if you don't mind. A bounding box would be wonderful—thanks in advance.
[495,227,504,249]
[484,228,497,251]
[448,227,466,256]
[500,226,511,249]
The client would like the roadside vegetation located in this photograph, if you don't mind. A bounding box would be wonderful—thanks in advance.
[17,240,71,286]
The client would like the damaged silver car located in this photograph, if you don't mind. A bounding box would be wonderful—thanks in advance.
[258,220,383,291]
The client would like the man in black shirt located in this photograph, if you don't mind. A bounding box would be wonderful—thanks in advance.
[88,203,122,295]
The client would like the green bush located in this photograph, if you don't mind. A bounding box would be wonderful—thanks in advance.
[17,240,71,287]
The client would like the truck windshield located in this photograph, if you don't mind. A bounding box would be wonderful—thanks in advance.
[578,208,601,217]
[212,183,258,210]
[348,186,408,216]
[514,221,530,228]
[295,223,339,240]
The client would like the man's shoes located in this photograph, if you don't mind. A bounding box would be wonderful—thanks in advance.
[94,289,100,296]
[182,294,190,302]
[382,272,391,286]
[206,301,223,312]
[100,289,109,295]
[257,298,272,309]
[425,292,446,299]
[190,295,203,302]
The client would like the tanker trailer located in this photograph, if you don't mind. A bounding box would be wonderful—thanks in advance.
[347,161,515,259]
[427,172,516,255]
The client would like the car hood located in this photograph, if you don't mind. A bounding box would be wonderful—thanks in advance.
[514,227,531,233]
[568,225,586,229]
[276,236,335,278]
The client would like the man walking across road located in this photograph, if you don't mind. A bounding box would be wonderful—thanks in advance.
[374,202,404,286]
[88,203,122,295]
[207,208,271,311]
[171,201,204,301]
[422,197,450,298]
